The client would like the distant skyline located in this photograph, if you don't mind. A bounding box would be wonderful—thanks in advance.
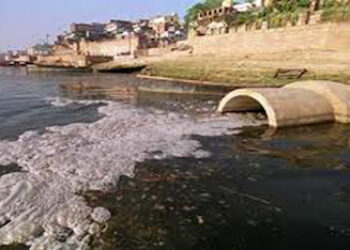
[0,0,198,52]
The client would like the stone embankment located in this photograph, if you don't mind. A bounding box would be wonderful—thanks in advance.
[145,22,350,85]
[218,81,350,128]
[92,59,146,73]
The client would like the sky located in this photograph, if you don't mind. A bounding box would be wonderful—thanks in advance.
[0,0,198,52]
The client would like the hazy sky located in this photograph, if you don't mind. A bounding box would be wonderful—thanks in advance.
[0,0,198,52]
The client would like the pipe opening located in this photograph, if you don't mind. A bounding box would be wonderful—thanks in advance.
[218,93,277,125]
[221,95,268,119]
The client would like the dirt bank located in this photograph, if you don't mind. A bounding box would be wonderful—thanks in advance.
[142,48,350,87]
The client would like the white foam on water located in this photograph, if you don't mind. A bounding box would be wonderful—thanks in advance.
[45,96,104,107]
[0,98,264,249]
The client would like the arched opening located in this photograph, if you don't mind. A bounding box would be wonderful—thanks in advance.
[218,87,337,128]
[217,91,278,127]
[221,95,265,112]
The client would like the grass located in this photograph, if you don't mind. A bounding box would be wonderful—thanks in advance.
[321,4,350,22]
[144,59,291,87]
[143,53,350,87]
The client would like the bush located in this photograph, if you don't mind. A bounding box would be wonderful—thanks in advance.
[321,4,350,22]
[232,0,309,28]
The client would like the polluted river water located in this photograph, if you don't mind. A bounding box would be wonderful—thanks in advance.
[0,67,350,250]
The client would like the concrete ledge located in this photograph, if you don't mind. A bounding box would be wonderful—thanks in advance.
[137,74,280,88]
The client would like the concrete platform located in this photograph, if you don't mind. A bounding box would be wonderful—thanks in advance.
[218,81,350,128]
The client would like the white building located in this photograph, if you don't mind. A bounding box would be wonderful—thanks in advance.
[233,0,264,12]
[149,13,179,26]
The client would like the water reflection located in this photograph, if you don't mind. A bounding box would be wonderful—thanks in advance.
[87,124,350,250]
[58,76,222,115]
[60,80,139,104]
[0,244,28,250]
[0,68,225,141]
[233,124,350,169]
[0,70,105,141]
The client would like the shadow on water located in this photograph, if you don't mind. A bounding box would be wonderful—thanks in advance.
[58,75,222,115]
[0,245,28,250]
[87,124,350,250]
[0,164,23,177]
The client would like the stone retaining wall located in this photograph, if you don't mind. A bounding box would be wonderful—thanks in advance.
[79,37,140,57]
[188,22,350,55]
[36,54,112,67]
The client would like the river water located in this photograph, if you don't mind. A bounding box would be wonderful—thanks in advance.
[1,67,350,250]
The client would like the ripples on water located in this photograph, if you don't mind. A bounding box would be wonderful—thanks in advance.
[0,68,221,140]
[87,125,350,250]
[0,67,253,250]
[1,68,350,250]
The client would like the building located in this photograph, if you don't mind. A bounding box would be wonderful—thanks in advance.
[133,19,150,33]
[70,23,106,40]
[48,11,185,61]
[105,20,133,36]
[27,44,52,57]
[263,0,274,7]
[15,55,31,65]
[234,0,264,12]
[149,13,179,38]
[78,33,147,58]
[197,0,236,25]
[196,0,237,35]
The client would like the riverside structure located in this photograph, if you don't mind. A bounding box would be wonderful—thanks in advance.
[218,81,350,128]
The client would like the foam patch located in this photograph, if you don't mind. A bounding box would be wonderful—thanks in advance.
[0,99,264,249]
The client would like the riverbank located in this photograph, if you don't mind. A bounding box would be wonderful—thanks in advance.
[141,49,350,87]
[92,59,146,73]
[32,21,350,88]
[139,21,350,87]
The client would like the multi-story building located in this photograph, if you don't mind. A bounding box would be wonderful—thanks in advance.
[70,23,106,40]
[233,0,265,12]
[105,20,134,36]
[149,14,179,38]
[197,0,236,25]
[49,11,186,60]
[27,44,52,56]
[196,0,236,35]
